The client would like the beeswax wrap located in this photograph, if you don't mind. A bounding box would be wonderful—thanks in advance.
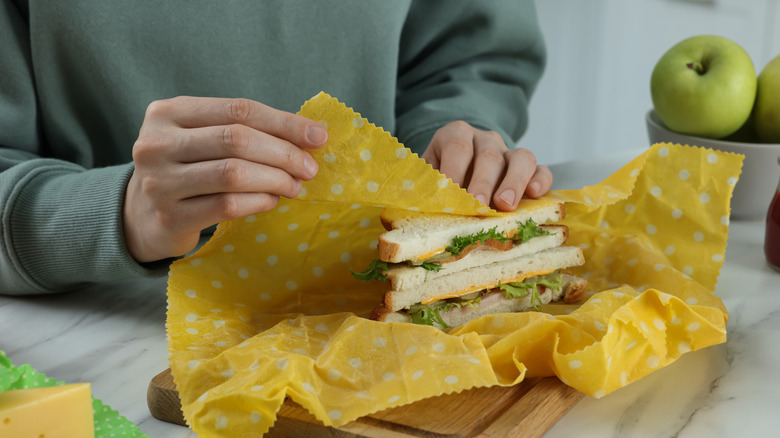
[167,92,742,436]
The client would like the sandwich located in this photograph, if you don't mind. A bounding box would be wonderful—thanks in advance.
[352,202,587,329]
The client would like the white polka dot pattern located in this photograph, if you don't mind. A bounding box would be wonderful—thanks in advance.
[166,97,737,435]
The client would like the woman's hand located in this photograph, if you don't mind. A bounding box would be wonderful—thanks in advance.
[421,121,552,211]
[123,96,328,263]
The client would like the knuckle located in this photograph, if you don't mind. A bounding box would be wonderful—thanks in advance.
[226,98,254,124]
[282,114,299,135]
[484,130,503,142]
[279,145,299,169]
[469,174,494,190]
[221,124,247,154]
[144,100,164,119]
[219,159,246,189]
[132,137,163,165]
[271,173,300,199]
[256,194,280,212]
[132,133,173,164]
[480,147,506,165]
[145,99,173,120]
[510,147,537,167]
[138,174,162,197]
[131,137,153,163]
[220,125,234,148]
[286,178,302,198]
[447,138,474,156]
[447,120,473,131]
[216,194,242,219]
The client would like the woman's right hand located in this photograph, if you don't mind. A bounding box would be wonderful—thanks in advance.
[123,96,328,263]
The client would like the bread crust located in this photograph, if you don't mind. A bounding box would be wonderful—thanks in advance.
[371,305,411,323]
[380,216,394,232]
[563,275,588,303]
[377,235,400,264]
[370,305,389,321]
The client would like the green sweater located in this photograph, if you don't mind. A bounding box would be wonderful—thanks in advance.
[0,0,545,295]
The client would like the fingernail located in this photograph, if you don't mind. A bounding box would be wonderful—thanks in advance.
[529,182,541,194]
[306,125,328,145]
[475,194,488,205]
[304,155,318,178]
[498,189,515,206]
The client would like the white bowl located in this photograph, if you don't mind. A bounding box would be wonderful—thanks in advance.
[646,110,780,219]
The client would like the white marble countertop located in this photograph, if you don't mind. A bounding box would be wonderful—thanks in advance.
[2,148,779,437]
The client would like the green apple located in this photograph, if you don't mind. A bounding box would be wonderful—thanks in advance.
[650,35,756,139]
[724,113,761,143]
[753,54,780,142]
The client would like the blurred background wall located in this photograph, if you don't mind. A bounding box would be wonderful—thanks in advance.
[521,0,780,164]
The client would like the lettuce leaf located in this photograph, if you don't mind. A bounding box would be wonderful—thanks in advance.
[408,296,483,328]
[516,218,553,242]
[445,226,508,255]
[419,262,443,272]
[409,304,449,328]
[352,259,443,282]
[350,259,389,281]
[498,272,563,311]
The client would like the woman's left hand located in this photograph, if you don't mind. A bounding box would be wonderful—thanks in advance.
[421,121,553,211]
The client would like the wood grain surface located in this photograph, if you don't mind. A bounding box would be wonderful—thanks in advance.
[148,368,582,437]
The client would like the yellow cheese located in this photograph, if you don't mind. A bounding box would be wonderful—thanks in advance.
[413,247,447,262]
[419,269,556,305]
[0,383,94,438]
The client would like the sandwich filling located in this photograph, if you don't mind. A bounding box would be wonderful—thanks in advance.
[351,219,553,281]
[418,268,556,304]
[409,271,564,328]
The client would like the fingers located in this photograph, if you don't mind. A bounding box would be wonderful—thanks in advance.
[489,147,536,210]
[525,165,553,198]
[489,159,553,210]
[124,190,282,263]
[466,130,507,206]
[172,124,319,181]
[423,121,553,212]
[145,96,328,149]
[124,96,328,263]
[173,158,303,200]
[172,192,282,237]
[425,121,475,187]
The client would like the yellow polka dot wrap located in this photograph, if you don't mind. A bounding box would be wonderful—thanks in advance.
[167,93,742,436]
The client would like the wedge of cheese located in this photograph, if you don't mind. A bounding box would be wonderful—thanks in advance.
[0,383,94,438]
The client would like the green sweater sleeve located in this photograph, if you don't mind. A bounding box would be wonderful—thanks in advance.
[0,1,544,295]
[0,3,166,295]
[394,0,546,154]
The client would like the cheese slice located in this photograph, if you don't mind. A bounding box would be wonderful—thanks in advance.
[419,269,556,305]
[413,247,447,262]
[0,383,94,438]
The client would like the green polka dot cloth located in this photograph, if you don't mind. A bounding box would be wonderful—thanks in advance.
[0,350,151,438]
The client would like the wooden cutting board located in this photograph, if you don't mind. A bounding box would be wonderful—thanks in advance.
[148,368,582,437]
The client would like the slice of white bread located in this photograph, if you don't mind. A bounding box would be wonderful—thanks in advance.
[373,274,587,328]
[383,245,585,312]
[378,202,565,263]
[385,225,569,291]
